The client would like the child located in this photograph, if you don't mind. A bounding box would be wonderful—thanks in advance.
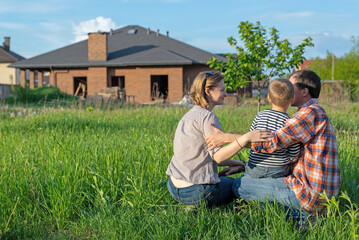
[245,78,300,178]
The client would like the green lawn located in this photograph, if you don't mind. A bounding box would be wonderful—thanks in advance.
[0,102,358,239]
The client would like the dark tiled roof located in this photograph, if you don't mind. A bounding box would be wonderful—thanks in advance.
[10,25,226,69]
[0,46,25,63]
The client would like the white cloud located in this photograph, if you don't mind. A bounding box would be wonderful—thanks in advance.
[119,0,185,2]
[72,16,117,42]
[0,22,26,29]
[39,22,63,30]
[258,11,315,21]
[185,37,233,54]
[163,0,185,2]
[0,0,68,13]
[278,11,315,19]
[284,32,352,58]
[185,32,354,59]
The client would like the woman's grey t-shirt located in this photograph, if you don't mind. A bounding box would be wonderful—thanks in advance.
[166,105,222,184]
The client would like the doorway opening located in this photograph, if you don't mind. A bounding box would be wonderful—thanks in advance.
[110,76,125,88]
[151,75,168,101]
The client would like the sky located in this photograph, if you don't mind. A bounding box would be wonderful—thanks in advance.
[0,0,358,60]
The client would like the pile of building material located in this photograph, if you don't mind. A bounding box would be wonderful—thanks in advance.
[98,87,126,102]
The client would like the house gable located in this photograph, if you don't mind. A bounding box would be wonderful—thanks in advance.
[10,25,225,69]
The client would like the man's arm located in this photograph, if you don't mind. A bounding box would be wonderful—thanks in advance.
[287,142,301,163]
[252,107,315,153]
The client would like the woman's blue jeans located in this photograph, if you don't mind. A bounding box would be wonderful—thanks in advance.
[167,176,235,207]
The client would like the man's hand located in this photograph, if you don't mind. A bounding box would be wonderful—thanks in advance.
[205,124,226,150]
[218,165,245,176]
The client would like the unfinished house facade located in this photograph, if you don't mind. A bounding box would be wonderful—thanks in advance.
[10,25,226,103]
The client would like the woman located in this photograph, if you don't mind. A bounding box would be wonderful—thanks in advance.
[166,71,270,207]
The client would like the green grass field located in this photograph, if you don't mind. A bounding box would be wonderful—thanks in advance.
[0,102,358,239]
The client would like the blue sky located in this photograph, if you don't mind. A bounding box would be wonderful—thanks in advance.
[1,0,358,59]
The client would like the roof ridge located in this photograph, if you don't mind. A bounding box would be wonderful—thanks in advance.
[0,46,24,62]
[10,24,226,68]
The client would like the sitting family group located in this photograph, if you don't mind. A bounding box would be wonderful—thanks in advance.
[166,69,341,226]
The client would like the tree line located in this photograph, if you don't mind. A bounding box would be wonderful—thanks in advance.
[308,37,359,101]
[208,21,358,112]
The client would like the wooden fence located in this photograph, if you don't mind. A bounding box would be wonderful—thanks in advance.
[0,84,12,99]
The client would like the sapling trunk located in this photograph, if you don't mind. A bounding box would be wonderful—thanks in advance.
[257,85,262,113]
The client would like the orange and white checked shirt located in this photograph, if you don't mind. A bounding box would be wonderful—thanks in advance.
[252,99,341,213]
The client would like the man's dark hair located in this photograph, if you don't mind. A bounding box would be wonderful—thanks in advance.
[290,70,321,98]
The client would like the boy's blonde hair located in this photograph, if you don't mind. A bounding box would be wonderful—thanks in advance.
[190,71,224,109]
[268,78,294,107]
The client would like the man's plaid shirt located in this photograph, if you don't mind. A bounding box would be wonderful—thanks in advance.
[253,99,341,213]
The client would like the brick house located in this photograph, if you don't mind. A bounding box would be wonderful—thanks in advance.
[10,25,226,103]
[0,37,25,98]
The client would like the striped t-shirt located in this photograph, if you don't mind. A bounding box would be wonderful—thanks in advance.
[248,109,300,167]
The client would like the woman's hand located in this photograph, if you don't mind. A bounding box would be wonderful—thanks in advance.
[219,165,245,176]
[242,129,272,143]
[218,160,246,176]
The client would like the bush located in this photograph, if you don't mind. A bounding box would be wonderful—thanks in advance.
[5,86,78,104]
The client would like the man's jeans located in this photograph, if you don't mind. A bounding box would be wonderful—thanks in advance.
[167,176,235,207]
[232,176,310,220]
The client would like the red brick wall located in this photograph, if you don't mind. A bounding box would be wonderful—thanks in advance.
[45,65,213,103]
[54,69,87,94]
[38,71,43,87]
[49,68,106,96]
[49,70,55,86]
[88,33,107,61]
[20,70,26,87]
[87,67,107,95]
[183,65,214,94]
[111,66,183,103]
[29,71,34,89]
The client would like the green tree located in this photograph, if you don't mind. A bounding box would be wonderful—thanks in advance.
[336,37,359,101]
[309,53,332,80]
[208,21,314,112]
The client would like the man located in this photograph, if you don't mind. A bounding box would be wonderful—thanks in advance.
[206,70,341,223]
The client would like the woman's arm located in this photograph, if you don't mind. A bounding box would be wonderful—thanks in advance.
[219,159,245,167]
[205,124,242,149]
[212,129,271,164]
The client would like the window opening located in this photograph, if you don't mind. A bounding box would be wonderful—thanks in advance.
[74,77,87,98]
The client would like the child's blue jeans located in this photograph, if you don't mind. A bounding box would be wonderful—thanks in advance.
[245,161,292,178]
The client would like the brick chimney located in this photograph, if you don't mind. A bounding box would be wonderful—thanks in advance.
[88,32,107,61]
[3,37,10,51]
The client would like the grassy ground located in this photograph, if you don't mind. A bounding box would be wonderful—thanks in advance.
[0,102,358,239]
